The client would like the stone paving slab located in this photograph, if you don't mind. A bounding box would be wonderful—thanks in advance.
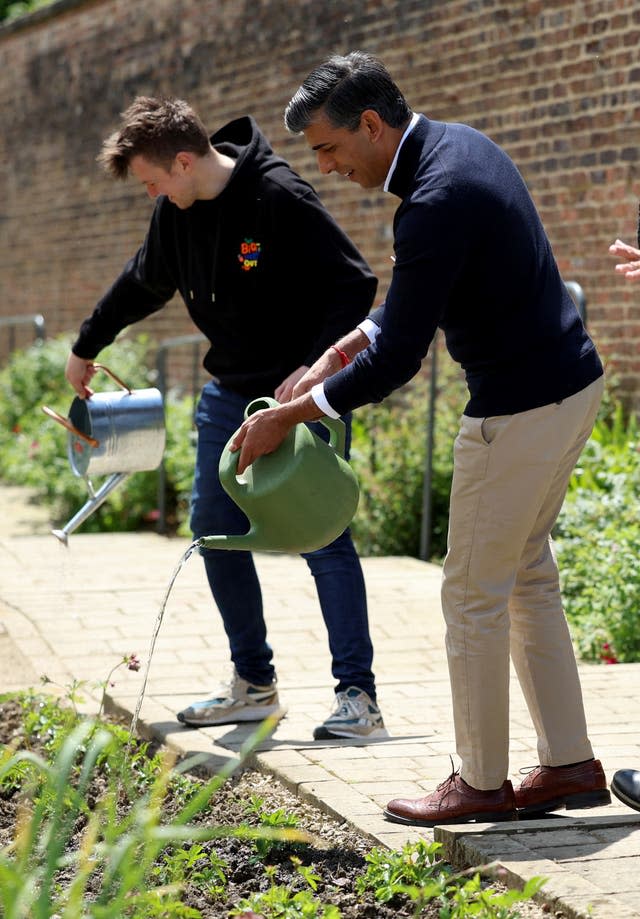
[437,816,640,918]
[1,503,640,917]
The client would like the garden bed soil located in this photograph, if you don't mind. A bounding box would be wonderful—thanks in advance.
[0,697,559,918]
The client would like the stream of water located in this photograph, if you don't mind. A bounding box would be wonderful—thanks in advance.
[126,541,198,747]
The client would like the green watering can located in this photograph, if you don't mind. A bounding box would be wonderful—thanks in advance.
[197,397,359,554]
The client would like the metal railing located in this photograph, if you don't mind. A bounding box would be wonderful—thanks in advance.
[0,313,46,362]
[154,333,207,534]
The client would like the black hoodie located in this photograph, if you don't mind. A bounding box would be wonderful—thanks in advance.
[73,116,377,399]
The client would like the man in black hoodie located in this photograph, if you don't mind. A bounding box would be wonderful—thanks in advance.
[65,96,386,741]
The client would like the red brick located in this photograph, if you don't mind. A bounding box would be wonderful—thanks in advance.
[0,0,639,401]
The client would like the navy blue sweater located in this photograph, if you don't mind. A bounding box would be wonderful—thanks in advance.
[73,116,377,400]
[325,115,602,418]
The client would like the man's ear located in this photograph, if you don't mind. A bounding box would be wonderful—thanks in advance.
[360,110,384,142]
[175,151,194,172]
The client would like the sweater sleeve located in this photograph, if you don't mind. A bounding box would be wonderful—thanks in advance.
[72,201,178,359]
[324,188,466,415]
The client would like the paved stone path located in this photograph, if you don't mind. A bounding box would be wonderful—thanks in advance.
[1,488,640,917]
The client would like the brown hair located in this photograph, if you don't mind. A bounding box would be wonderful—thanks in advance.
[98,96,210,179]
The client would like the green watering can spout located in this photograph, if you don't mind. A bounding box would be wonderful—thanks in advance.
[197,397,359,554]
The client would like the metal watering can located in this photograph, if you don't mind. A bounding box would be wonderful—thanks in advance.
[197,397,359,554]
[42,364,165,545]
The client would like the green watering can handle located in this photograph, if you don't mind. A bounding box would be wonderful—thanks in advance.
[318,416,346,458]
[217,397,281,496]
[243,397,347,458]
[245,396,279,417]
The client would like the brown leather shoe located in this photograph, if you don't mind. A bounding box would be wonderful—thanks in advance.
[514,759,611,816]
[384,773,517,827]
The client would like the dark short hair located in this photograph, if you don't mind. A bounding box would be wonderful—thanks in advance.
[98,96,210,179]
[284,51,411,134]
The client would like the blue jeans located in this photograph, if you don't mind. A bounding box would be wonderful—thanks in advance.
[190,379,376,699]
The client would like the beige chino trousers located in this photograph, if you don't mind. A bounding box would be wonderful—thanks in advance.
[441,376,604,791]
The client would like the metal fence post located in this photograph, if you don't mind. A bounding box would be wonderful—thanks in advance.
[420,332,438,562]
[564,281,587,325]
[0,314,47,365]
[154,333,206,534]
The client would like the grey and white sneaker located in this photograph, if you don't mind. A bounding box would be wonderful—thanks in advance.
[177,668,281,727]
[314,686,389,740]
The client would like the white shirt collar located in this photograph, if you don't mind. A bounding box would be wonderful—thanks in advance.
[383,112,420,193]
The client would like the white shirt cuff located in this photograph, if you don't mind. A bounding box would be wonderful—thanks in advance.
[311,382,341,419]
[358,317,381,343]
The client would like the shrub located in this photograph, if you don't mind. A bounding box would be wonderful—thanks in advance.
[556,396,640,662]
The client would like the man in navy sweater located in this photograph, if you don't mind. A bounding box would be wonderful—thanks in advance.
[65,96,388,742]
[232,52,611,824]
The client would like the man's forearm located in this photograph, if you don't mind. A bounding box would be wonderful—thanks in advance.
[278,391,324,424]
[335,326,374,361]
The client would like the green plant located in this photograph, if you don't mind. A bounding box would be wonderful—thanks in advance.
[355,839,451,902]
[0,708,307,919]
[242,794,301,859]
[438,872,546,919]
[231,860,340,918]
[151,842,228,899]
[356,841,544,918]
[555,397,640,661]
[0,0,55,25]
[17,687,78,756]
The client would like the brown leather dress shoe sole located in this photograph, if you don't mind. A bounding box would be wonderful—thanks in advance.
[384,805,518,827]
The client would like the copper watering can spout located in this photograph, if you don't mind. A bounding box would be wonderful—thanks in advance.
[43,364,165,544]
[197,397,359,555]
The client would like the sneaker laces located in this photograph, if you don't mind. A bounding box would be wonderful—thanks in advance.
[205,667,239,702]
[330,690,363,719]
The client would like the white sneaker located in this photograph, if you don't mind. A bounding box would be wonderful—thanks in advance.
[314,687,389,740]
[177,668,280,727]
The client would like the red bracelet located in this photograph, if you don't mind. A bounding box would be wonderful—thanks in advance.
[331,345,351,367]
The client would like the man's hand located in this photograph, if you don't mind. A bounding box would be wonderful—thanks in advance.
[274,365,310,403]
[65,353,97,399]
[609,238,640,281]
[230,394,322,474]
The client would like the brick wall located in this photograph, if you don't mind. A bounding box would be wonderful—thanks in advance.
[1,0,639,399]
